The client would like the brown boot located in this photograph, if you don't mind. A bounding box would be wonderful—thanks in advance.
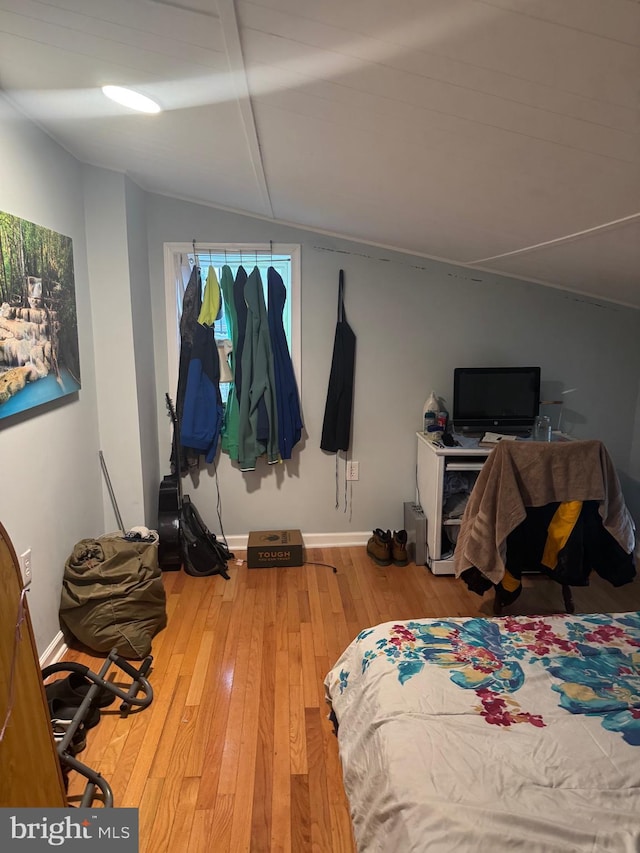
[367,528,392,566]
[392,530,408,566]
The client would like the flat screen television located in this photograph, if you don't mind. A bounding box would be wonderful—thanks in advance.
[453,366,541,434]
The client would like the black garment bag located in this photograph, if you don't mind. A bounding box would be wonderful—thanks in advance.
[321,270,356,452]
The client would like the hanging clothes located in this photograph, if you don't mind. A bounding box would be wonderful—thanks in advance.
[220,264,240,461]
[237,267,279,471]
[180,270,223,464]
[175,264,202,471]
[268,266,303,460]
[233,265,249,405]
[321,270,356,452]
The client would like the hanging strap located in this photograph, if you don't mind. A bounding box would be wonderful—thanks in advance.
[337,269,346,323]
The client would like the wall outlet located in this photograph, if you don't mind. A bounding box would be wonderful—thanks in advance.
[346,461,359,481]
[20,548,32,588]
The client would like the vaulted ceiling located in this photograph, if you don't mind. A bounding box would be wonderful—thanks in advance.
[1,0,639,306]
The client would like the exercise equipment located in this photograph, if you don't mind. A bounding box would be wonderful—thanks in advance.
[42,648,154,807]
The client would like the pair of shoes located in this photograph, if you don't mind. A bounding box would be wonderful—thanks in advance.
[366,529,409,567]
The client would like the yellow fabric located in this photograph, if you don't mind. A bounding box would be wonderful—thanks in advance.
[198,266,221,326]
[500,569,521,593]
[541,501,582,570]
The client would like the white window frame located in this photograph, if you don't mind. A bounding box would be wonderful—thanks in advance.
[163,242,301,401]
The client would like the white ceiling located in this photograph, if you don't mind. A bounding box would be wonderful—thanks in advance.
[1,0,639,306]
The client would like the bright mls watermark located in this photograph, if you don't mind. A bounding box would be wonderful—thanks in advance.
[0,809,138,851]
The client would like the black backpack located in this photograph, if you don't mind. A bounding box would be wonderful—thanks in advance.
[162,394,234,579]
[180,495,233,579]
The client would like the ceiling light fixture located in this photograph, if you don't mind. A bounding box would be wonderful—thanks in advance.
[101,85,161,114]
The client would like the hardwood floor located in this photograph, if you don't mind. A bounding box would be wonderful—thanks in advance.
[62,548,640,851]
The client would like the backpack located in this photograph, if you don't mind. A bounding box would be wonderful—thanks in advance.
[180,495,233,579]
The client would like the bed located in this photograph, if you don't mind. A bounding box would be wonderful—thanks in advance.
[324,611,640,852]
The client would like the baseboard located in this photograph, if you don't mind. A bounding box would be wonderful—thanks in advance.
[39,630,68,668]
[225,531,371,551]
[302,531,371,548]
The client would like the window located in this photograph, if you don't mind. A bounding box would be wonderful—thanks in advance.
[164,243,301,403]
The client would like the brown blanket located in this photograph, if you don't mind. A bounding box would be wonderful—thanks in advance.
[454,440,636,584]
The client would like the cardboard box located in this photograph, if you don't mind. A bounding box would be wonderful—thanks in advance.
[247,529,304,569]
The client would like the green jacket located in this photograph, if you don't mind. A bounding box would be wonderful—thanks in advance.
[237,267,279,470]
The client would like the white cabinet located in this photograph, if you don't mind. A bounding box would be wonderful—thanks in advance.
[416,432,490,575]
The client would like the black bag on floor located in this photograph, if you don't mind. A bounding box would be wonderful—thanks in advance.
[180,495,233,579]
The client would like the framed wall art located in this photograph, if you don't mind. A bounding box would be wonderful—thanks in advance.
[0,211,81,422]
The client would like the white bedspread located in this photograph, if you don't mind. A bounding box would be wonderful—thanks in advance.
[324,612,640,852]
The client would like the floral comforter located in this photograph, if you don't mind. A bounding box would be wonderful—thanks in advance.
[324,612,640,853]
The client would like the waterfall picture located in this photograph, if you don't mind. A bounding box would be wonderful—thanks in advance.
[0,211,81,421]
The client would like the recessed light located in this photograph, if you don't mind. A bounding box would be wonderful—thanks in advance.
[101,85,161,114]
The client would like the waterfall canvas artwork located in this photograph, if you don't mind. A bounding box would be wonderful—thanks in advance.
[0,211,81,421]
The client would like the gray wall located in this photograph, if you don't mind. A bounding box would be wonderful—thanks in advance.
[83,167,152,533]
[146,194,640,542]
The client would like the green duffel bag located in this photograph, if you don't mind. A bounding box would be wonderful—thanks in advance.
[59,534,167,659]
